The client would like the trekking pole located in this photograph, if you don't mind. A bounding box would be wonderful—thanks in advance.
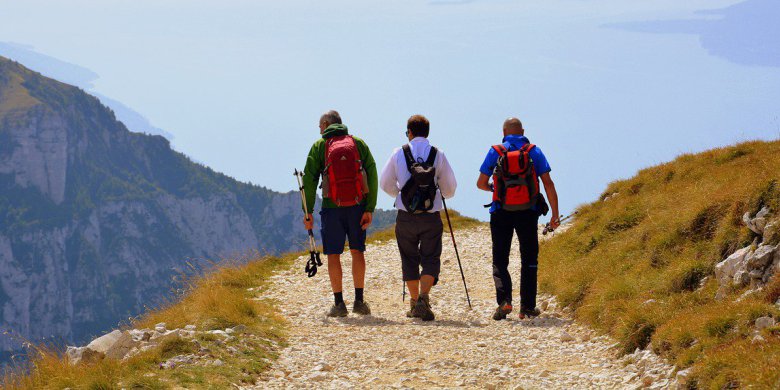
[294,169,322,277]
[542,211,578,235]
[440,195,472,309]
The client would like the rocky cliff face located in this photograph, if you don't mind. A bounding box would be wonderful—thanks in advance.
[0,57,391,361]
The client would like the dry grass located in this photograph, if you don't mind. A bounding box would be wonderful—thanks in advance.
[539,140,780,388]
[1,253,296,389]
[1,210,479,389]
[0,64,41,118]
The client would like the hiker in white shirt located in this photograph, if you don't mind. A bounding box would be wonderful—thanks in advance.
[379,114,457,320]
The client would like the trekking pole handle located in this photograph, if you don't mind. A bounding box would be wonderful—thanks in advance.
[295,169,319,253]
[294,169,314,217]
[542,211,578,235]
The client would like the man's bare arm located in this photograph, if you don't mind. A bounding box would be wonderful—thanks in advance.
[477,173,492,192]
[540,173,560,228]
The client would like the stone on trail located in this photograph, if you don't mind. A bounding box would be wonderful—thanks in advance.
[313,363,333,372]
[560,331,575,342]
[307,372,328,382]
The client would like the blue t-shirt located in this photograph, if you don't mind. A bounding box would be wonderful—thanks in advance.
[479,135,552,214]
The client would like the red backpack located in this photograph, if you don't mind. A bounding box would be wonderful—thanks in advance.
[491,143,539,211]
[322,135,368,207]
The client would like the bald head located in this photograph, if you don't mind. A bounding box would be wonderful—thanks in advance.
[503,117,524,136]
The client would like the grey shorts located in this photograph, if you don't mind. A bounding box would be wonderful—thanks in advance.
[395,210,443,282]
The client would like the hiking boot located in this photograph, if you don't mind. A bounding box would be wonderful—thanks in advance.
[412,294,435,321]
[406,298,418,318]
[327,302,348,317]
[492,302,513,321]
[519,307,541,320]
[353,300,371,315]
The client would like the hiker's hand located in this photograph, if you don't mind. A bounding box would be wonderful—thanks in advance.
[360,212,373,230]
[303,214,314,230]
[549,214,560,230]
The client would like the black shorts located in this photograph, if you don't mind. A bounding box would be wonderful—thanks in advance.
[320,205,367,255]
[395,210,443,282]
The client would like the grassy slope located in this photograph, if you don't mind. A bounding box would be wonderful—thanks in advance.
[0,69,40,118]
[539,140,780,389]
[2,254,294,389]
[2,211,481,389]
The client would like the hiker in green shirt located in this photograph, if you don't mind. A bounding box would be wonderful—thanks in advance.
[302,110,378,317]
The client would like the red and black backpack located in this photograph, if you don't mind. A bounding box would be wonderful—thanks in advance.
[491,143,539,211]
[321,135,368,207]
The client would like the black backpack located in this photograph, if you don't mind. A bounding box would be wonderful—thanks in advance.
[400,144,438,213]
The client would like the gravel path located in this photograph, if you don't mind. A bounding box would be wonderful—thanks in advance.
[252,225,674,389]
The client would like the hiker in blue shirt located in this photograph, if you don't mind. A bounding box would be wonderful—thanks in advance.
[477,117,560,320]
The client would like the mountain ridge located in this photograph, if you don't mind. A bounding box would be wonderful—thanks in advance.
[0,56,393,362]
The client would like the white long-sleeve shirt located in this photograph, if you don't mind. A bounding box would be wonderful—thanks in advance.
[379,137,457,213]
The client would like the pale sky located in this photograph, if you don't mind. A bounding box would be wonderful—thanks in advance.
[1,0,779,220]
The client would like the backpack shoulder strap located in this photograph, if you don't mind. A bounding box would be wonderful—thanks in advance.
[425,146,438,166]
[347,135,362,161]
[492,144,507,156]
[323,138,333,168]
[401,144,415,173]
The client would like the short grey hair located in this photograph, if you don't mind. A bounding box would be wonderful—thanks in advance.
[320,110,342,126]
